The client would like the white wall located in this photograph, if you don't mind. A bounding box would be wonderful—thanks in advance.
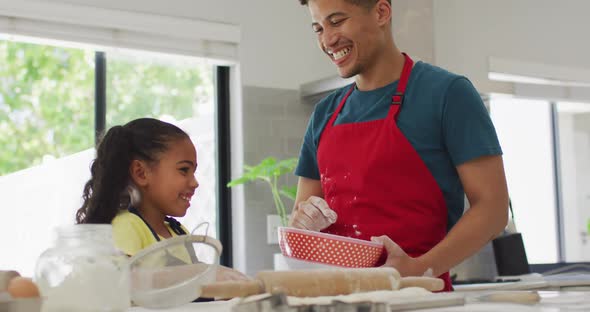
[33,0,335,90]
[433,0,590,93]
[56,0,590,93]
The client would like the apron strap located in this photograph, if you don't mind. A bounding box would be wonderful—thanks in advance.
[328,52,415,129]
[128,207,186,242]
[390,53,414,120]
[165,216,187,236]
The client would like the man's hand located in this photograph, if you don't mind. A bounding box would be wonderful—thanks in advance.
[371,235,431,277]
[288,195,337,231]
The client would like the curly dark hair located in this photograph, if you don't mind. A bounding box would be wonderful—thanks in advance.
[299,0,390,8]
[76,118,189,224]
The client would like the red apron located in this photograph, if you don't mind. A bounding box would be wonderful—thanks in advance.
[317,53,452,291]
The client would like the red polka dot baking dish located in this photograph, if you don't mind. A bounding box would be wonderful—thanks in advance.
[278,227,384,268]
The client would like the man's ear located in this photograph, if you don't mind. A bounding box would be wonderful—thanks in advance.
[375,0,392,27]
[129,159,149,187]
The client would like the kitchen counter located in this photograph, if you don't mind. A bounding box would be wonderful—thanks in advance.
[129,290,590,312]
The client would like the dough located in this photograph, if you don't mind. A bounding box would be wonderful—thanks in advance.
[286,287,431,306]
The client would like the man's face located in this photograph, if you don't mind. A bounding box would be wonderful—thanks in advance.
[309,0,383,78]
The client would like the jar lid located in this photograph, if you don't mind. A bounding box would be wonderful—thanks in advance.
[128,234,222,308]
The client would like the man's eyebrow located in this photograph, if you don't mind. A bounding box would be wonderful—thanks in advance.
[312,12,348,26]
[325,12,347,20]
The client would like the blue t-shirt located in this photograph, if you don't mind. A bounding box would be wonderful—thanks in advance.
[295,61,502,230]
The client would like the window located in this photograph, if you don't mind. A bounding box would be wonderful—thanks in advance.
[490,96,590,264]
[104,49,218,238]
[556,101,590,262]
[490,97,559,264]
[0,37,230,276]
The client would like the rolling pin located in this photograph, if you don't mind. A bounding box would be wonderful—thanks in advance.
[201,267,444,299]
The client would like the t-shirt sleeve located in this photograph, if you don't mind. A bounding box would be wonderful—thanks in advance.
[112,213,146,256]
[442,77,503,166]
[295,110,321,180]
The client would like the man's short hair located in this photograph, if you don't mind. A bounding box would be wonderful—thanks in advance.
[298,0,391,9]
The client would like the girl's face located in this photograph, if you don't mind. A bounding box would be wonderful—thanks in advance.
[143,137,199,217]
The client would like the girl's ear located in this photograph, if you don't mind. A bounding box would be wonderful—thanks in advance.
[130,159,149,187]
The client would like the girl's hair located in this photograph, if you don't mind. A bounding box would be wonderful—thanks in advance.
[76,118,189,224]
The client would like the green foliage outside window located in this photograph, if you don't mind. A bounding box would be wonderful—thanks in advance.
[0,40,211,176]
[0,41,94,175]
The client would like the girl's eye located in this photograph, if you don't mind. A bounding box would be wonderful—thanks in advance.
[179,167,190,174]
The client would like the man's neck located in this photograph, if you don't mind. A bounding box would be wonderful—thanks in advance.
[355,46,405,91]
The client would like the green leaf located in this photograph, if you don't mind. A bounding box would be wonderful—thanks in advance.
[227,157,298,216]
[280,185,297,200]
[226,176,253,187]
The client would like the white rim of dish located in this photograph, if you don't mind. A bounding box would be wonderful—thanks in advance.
[283,255,353,268]
[278,227,383,248]
[128,234,222,296]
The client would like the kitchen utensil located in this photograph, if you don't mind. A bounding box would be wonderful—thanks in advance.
[202,267,444,299]
[278,227,384,268]
[468,290,541,304]
[35,225,129,312]
[128,233,222,308]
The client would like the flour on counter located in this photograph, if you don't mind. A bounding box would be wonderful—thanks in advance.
[286,287,431,306]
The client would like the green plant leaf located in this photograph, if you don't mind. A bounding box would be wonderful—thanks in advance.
[227,156,298,221]
[280,185,297,200]
[226,176,253,187]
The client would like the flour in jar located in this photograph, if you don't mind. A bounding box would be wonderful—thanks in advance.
[40,256,129,312]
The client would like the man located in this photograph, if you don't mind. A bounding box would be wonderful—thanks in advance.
[290,0,509,291]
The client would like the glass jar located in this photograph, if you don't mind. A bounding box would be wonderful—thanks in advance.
[34,224,130,312]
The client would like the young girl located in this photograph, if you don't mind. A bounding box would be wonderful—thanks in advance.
[76,118,247,281]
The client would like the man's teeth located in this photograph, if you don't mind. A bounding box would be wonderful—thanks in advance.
[332,47,351,60]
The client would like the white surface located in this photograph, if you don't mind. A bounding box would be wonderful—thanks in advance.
[0,0,240,43]
[0,1,239,61]
[454,281,550,292]
[273,254,343,271]
[454,273,590,292]
[130,299,238,312]
[266,215,281,245]
[128,291,590,312]
[489,57,590,85]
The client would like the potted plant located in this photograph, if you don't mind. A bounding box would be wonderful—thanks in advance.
[227,157,298,226]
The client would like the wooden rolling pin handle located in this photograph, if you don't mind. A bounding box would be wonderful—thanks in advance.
[200,280,263,299]
[399,276,444,292]
[481,291,541,304]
